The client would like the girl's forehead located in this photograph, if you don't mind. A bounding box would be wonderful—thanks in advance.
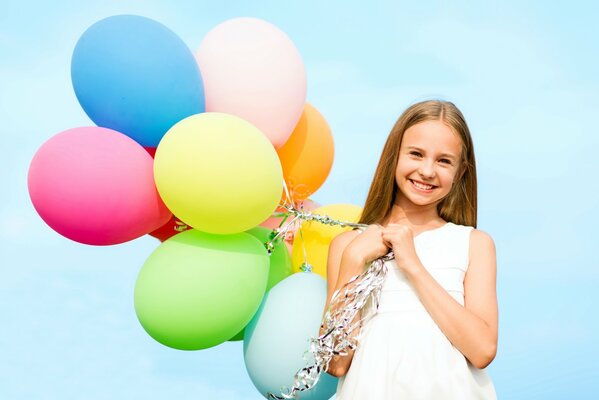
[401,121,462,154]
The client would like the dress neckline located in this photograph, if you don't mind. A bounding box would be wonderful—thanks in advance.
[413,222,451,240]
[355,222,452,238]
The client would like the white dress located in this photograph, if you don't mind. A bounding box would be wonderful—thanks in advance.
[335,222,497,399]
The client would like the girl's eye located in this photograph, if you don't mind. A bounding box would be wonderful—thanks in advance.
[409,151,452,165]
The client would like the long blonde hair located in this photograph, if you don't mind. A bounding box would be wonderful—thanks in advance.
[358,100,477,227]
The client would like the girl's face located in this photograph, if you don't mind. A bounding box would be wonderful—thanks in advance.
[394,120,463,208]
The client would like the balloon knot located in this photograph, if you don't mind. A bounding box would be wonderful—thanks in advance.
[300,263,312,273]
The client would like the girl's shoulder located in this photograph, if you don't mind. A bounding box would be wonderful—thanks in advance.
[469,228,496,248]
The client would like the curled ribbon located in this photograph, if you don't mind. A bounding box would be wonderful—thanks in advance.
[263,201,393,399]
[268,250,394,399]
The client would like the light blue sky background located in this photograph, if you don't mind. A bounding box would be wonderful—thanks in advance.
[2,1,598,399]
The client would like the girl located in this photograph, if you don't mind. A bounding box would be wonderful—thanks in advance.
[324,100,498,399]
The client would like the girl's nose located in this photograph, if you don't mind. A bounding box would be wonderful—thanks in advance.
[418,161,436,178]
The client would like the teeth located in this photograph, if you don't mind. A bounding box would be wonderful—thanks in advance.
[412,180,433,190]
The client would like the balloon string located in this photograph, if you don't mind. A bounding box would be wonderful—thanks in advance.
[281,179,297,210]
[265,179,367,255]
[263,203,367,255]
[298,224,310,272]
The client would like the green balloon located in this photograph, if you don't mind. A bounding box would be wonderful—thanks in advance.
[134,229,269,350]
[229,226,293,341]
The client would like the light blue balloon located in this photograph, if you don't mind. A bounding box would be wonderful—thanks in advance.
[244,272,338,400]
[71,15,205,147]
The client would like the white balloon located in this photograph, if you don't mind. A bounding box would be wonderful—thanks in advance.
[196,17,307,148]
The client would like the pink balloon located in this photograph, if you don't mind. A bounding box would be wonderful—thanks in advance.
[28,127,172,245]
[196,17,306,149]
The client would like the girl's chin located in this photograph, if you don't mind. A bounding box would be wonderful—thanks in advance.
[397,193,438,206]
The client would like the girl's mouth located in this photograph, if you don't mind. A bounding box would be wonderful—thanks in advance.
[410,179,436,192]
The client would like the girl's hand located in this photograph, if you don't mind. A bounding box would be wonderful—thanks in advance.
[343,225,389,265]
[381,223,422,274]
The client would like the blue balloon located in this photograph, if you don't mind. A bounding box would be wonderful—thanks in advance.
[71,15,205,147]
[244,272,338,400]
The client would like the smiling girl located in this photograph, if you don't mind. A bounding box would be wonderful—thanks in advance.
[325,100,498,399]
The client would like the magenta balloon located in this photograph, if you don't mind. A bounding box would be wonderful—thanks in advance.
[28,127,172,245]
[196,17,306,149]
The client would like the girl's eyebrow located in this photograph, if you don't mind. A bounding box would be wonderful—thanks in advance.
[406,146,457,160]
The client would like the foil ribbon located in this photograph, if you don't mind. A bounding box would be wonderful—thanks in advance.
[268,250,394,399]
[264,203,394,400]
[264,203,364,256]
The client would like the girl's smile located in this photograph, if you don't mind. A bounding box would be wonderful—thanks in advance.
[409,179,436,193]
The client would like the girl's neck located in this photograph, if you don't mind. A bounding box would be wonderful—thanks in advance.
[384,203,445,228]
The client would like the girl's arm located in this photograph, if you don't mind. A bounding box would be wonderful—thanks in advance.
[403,229,498,369]
[321,230,364,378]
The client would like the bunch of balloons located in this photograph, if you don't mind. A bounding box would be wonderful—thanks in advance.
[27,14,362,399]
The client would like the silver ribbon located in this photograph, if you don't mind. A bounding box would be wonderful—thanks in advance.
[264,203,363,256]
[264,203,393,399]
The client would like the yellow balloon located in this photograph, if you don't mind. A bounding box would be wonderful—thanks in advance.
[154,113,283,234]
[291,204,363,279]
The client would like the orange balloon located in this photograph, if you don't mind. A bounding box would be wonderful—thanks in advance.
[277,103,334,201]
